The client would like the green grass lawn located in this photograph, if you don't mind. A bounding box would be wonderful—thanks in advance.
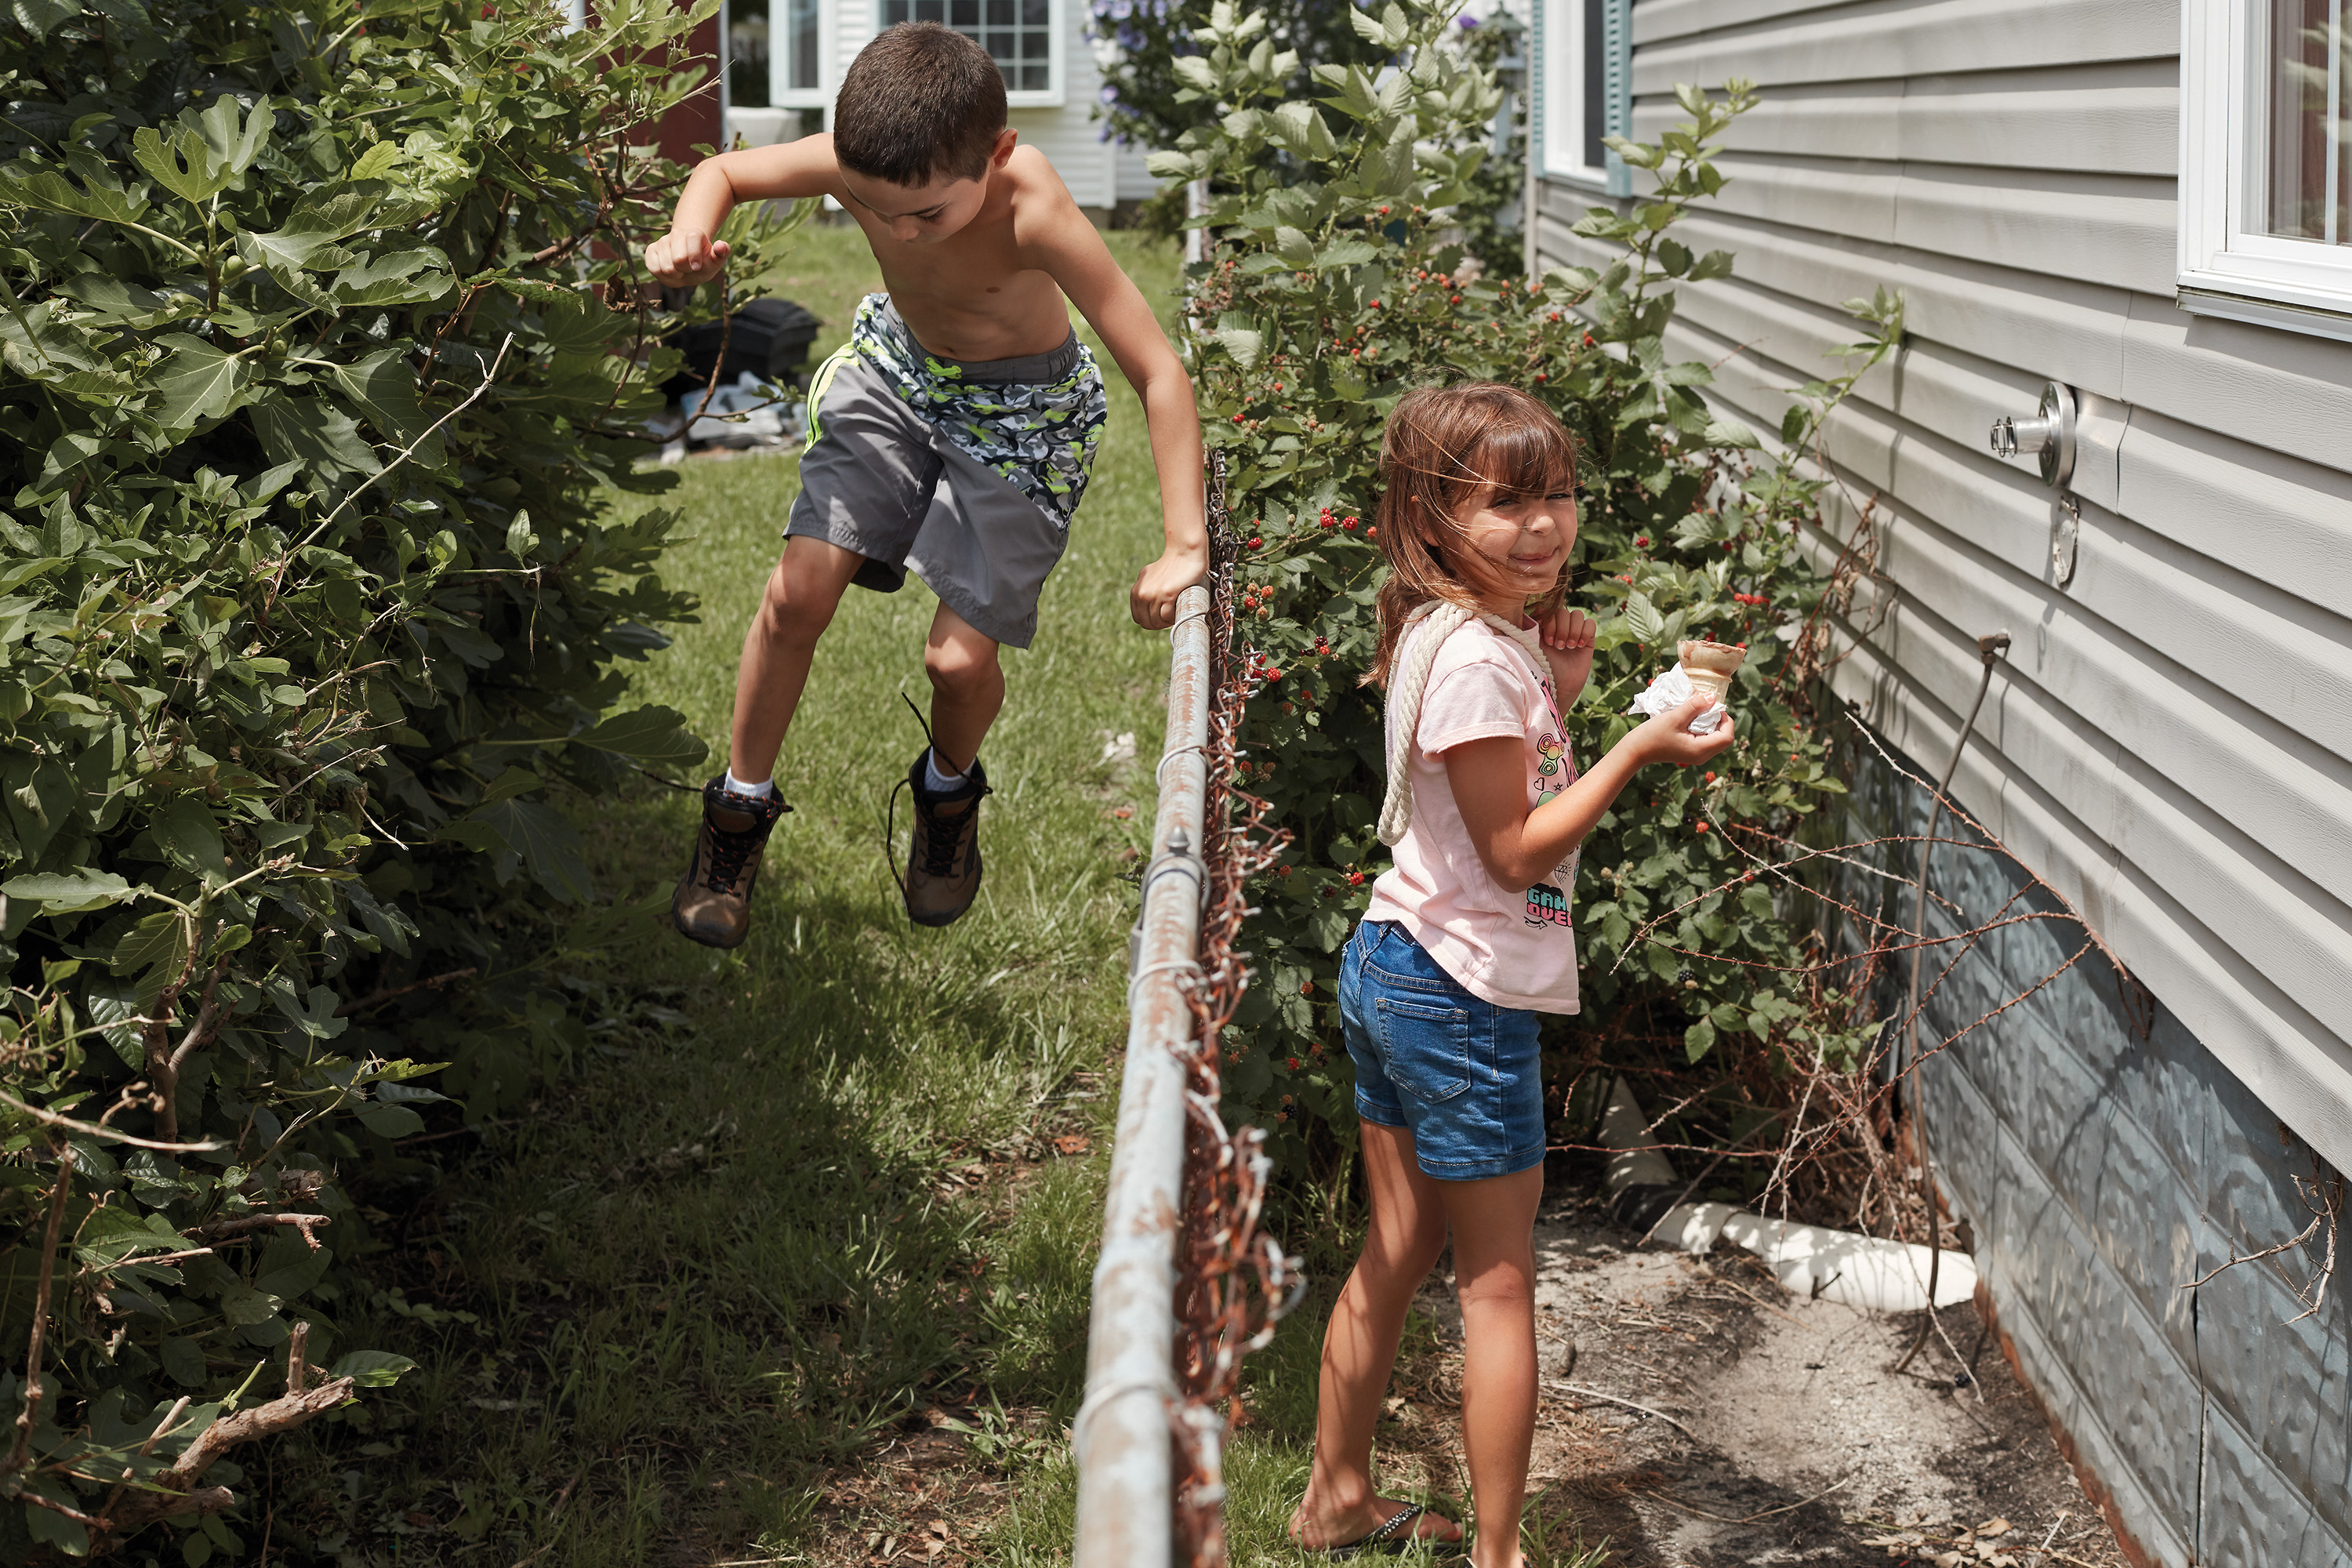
[267,225,1182,1566]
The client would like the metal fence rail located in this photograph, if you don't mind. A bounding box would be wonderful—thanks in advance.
[1073,459,1298,1566]
[1070,568,1214,1568]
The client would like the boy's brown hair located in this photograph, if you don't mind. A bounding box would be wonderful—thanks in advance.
[834,23,1008,187]
[1367,382,1579,688]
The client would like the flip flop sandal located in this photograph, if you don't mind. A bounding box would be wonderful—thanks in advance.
[1326,1502,1462,1559]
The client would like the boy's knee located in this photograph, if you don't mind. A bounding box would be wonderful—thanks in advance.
[924,637,1001,695]
[755,561,843,648]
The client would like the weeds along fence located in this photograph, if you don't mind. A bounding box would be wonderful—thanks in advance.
[1073,457,1301,1567]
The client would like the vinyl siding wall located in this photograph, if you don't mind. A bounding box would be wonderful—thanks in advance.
[1530,2,2352,1562]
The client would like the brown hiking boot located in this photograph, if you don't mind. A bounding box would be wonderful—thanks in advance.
[895,750,990,927]
[671,776,792,949]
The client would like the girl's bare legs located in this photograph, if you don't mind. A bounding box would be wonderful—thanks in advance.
[1435,1160,1544,1568]
[1291,1123,1454,1549]
[1292,1123,1542,1562]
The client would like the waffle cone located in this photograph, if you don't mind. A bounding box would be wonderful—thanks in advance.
[1678,639,1746,702]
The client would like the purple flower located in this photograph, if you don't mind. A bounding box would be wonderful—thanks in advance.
[1101,83,1120,102]
[1457,12,1480,24]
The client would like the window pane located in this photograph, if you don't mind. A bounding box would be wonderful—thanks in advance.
[905,0,1051,89]
[789,0,819,91]
[729,0,772,107]
[1581,0,1606,171]
[2266,0,2350,242]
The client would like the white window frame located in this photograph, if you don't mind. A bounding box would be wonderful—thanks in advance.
[876,0,1065,108]
[1535,0,1627,196]
[772,0,833,111]
[2180,0,2352,341]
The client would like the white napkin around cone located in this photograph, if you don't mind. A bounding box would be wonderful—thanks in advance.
[1629,663,1729,734]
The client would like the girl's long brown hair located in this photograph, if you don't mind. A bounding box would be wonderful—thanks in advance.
[1366,382,1580,688]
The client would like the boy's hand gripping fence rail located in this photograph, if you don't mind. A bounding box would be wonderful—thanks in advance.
[1073,456,1302,1567]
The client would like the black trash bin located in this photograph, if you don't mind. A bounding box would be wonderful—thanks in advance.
[662,298,823,399]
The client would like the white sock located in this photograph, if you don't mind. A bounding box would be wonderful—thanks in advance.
[924,750,968,793]
[723,770,775,800]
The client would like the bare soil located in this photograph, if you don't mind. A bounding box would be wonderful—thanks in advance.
[1374,1188,2134,1568]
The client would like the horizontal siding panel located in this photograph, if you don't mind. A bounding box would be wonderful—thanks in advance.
[2115,409,2352,613]
[1822,608,2352,1178]
[1687,151,1902,241]
[1632,0,2177,94]
[1652,208,2135,394]
[1630,61,2176,176]
[1892,164,2176,296]
[1634,0,1856,48]
[1901,63,2176,175]
[2122,297,2352,480]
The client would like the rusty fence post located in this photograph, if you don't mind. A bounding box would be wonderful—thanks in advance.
[1073,578,1216,1568]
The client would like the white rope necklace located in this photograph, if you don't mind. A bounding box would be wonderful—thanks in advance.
[1376,600,1562,847]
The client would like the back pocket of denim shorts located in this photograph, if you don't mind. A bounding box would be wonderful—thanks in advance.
[1374,997,1472,1104]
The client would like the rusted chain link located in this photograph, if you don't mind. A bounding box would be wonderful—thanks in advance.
[1168,454,1305,1567]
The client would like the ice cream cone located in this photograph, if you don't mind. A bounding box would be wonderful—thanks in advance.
[1678,639,1747,703]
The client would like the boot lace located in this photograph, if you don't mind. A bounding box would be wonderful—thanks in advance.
[916,803,973,878]
[702,819,768,891]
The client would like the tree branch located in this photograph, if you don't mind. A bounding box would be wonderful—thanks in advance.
[8,1145,75,1475]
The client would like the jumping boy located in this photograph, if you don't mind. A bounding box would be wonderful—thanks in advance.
[645,22,1206,946]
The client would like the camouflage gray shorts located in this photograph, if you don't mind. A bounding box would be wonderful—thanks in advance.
[785,294,1108,649]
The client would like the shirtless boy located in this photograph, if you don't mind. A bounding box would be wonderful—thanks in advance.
[645,22,1206,946]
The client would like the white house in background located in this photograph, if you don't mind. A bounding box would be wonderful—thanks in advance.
[1529,1,2352,1563]
[715,0,1160,216]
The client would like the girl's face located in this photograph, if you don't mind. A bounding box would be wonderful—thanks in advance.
[1446,481,1577,615]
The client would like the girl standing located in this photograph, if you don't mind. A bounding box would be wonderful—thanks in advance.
[1289,384,1735,1563]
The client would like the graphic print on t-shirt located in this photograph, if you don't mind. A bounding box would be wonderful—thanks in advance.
[1524,882,1570,927]
[1534,728,1567,804]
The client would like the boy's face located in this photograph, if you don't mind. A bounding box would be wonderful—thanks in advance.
[841,129,1019,245]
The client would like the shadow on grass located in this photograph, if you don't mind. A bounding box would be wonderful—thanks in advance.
[269,797,1115,1566]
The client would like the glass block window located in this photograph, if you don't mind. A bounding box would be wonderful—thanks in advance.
[884,0,1054,93]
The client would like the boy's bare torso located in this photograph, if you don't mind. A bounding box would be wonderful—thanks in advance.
[833,146,1074,364]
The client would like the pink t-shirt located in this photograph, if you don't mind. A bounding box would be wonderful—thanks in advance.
[1363,619,1582,1013]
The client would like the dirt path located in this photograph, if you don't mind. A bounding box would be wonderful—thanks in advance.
[1385,1192,2132,1567]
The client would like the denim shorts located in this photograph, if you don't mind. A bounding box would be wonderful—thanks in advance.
[1340,921,1547,1181]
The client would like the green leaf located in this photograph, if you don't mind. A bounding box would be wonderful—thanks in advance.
[458,799,594,904]
[3,868,132,913]
[1621,592,1665,644]
[325,347,432,452]
[160,1336,206,1387]
[354,1102,426,1139]
[1703,418,1758,448]
[328,1350,419,1388]
[249,394,383,477]
[347,140,403,181]
[473,767,542,809]
[151,335,254,430]
[8,0,80,38]
[1214,327,1264,371]
[1684,1018,1717,1062]
[132,123,230,206]
[568,706,708,768]
[153,797,229,877]
[5,163,151,226]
